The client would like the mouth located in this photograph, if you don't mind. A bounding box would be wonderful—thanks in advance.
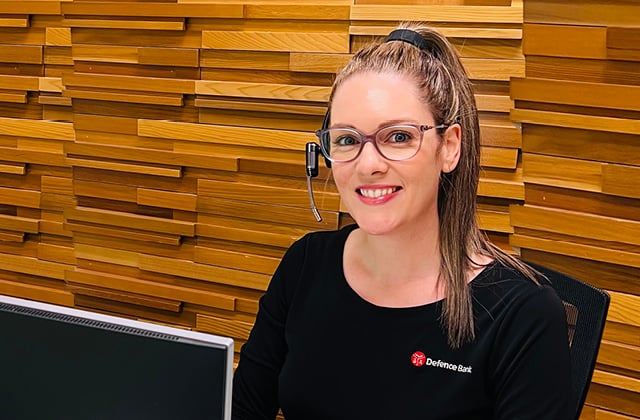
[357,186,402,198]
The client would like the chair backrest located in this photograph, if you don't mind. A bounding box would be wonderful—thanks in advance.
[526,262,611,420]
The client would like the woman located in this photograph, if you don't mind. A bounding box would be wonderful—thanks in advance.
[233,23,570,419]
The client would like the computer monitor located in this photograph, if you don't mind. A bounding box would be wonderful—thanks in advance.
[0,294,234,420]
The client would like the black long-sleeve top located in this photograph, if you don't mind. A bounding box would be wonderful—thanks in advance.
[233,224,571,419]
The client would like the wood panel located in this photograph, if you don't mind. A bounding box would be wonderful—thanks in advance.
[0,1,636,417]
[513,0,640,417]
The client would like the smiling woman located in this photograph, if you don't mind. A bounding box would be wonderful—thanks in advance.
[232,23,572,420]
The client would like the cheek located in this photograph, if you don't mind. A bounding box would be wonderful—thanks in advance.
[330,164,350,190]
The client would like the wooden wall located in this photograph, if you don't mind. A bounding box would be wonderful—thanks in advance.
[512,1,639,418]
[0,0,636,418]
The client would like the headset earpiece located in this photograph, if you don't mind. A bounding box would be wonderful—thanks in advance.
[319,111,332,168]
[305,142,320,178]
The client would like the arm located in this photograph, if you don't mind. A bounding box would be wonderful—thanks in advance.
[491,286,572,420]
[232,236,307,420]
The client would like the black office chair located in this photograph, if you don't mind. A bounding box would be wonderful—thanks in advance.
[526,262,611,420]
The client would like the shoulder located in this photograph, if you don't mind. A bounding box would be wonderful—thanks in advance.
[264,224,356,299]
[294,224,357,253]
[472,261,565,323]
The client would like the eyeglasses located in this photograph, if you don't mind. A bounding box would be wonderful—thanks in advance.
[315,123,448,163]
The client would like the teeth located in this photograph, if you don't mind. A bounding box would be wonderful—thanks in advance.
[359,187,395,198]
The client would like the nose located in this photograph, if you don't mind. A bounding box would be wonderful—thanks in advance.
[354,141,388,175]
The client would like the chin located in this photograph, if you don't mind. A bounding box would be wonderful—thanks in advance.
[352,217,400,236]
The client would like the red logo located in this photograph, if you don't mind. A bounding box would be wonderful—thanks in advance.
[411,351,426,367]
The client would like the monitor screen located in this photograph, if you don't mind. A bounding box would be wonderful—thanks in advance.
[0,294,233,420]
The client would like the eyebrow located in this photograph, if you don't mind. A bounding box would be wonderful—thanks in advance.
[329,119,422,131]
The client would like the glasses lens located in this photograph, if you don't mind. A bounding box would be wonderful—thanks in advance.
[321,128,362,162]
[376,125,422,160]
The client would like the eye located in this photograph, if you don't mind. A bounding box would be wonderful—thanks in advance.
[333,134,360,146]
[384,130,415,144]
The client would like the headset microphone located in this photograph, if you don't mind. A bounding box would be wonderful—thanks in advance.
[305,142,323,222]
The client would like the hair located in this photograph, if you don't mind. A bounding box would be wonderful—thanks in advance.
[327,23,539,348]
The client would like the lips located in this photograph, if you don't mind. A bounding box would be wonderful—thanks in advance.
[357,186,401,198]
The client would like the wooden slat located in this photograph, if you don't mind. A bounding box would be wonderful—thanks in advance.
[0,162,26,175]
[523,153,602,192]
[66,221,182,246]
[480,146,518,169]
[202,30,350,54]
[0,253,68,280]
[66,206,195,236]
[66,156,183,178]
[67,283,182,312]
[197,217,306,250]
[137,188,197,212]
[0,75,39,91]
[61,2,244,18]
[602,165,640,200]
[63,18,185,31]
[511,77,640,111]
[139,254,271,291]
[0,16,29,28]
[244,4,351,20]
[0,45,43,64]
[138,47,199,67]
[0,91,26,103]
[197,196,339,230]
[0,279,73,307]
[350,5,523,23]
[523,24,607,59]
[523,125,640,166]
[0,214,39,233]
[462,57,524,81]
[195,80,331,102]
[63,73,195,94]
[193,249,277,278]
[511,233,640,269]
[592,370,640,394]
[0,117,74,140]
[511,204,640,247]
[198,178,341,211]
[196,313,253,340]
[511,108,640,135]
[597,340,640,372]
[67,142,238,172]
[524,1,640,26]
[350,24,522,39]
[0,186,41,208]
[45,27,71,46]
[138,119,315,149]
[607,291,640,328]
[66,268,236,310]
[478,208,513,233]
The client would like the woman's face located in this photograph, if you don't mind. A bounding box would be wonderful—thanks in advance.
[329,71,460,237]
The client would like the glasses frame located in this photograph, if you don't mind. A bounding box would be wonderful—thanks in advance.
[315,123,449,164]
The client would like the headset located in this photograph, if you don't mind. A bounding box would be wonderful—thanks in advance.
[305,111,331,222]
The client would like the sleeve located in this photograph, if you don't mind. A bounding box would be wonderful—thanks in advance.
[232,235,309,420]
[491,285,572,420]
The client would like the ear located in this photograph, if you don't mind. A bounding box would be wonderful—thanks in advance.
[440,124,461,173]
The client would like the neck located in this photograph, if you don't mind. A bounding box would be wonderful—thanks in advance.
[344,219,446,306]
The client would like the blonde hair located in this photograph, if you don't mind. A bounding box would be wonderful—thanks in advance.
[328,23,538,348]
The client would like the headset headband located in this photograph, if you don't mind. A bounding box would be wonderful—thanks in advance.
[385,29,429,51]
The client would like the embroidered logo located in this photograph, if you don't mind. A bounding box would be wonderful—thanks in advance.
[410,351,472,373]
[410,351,427,367]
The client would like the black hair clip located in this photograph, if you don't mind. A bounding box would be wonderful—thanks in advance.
[385,29,429,52]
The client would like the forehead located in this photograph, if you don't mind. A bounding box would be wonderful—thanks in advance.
[330,72,432,128]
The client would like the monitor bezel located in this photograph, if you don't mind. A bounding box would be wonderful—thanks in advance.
[0,294,234,420]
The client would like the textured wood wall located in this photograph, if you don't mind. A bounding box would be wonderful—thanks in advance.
[512,1,640,418]
[0,0,636,418]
